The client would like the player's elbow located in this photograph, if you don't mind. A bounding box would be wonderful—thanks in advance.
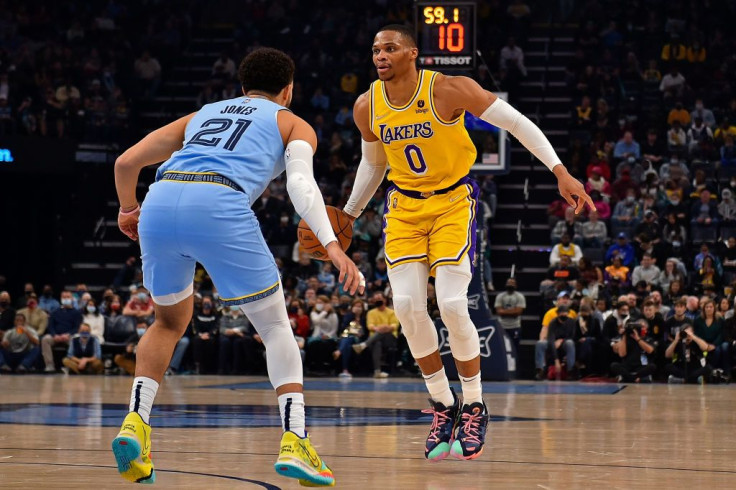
[115,154,134,170]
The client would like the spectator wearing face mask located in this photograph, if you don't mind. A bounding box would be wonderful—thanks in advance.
[574,304,603,375]
[218,305,260,375]
[123,286,155,324]
[690,190,719,243]
[42,290,82,372]
[39,285,61,314]
[105,294,132,330]
[659,155,690,181]
[307,295,339,372]
[82,298,105,345]
[535,304,578,380]
[334,299,368,379]
[114,319,148,375]
[611,189,642,237]
[690,98,716,128]
[17,293,48,335]
[352,292,398,378]
[495,278,526,356]
[62,323,103,374]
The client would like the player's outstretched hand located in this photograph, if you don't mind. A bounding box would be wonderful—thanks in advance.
[326,241,365,295]
[118,204,141,241]
[553,165,596,215]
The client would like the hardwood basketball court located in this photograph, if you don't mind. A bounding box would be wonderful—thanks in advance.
[0,375,734,488]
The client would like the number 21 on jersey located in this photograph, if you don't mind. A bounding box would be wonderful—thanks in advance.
[189,118,252,151]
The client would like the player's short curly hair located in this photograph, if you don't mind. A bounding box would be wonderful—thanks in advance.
[377,24,417,48]
[238,47,295,96]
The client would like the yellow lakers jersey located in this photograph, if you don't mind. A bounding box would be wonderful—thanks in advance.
[369,69,477,193]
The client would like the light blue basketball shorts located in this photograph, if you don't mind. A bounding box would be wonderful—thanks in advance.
[138,180,280,306]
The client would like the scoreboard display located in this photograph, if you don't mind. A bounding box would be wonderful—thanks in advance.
[415,2,476,69]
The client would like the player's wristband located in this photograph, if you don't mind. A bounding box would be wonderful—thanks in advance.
[119,204,140,216]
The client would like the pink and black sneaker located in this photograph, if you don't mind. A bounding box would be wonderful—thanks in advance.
[422,388,459,462]
[450,401,489,460]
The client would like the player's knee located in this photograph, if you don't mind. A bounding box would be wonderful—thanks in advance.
[392,295,415,331]
[152,317,188,336]
[439,296,472,339]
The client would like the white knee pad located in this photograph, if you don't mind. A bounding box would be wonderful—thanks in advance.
[436,259,479,361]
[439,296,472,338]
[392,295,415,334]
[393,294,438,359]
[240,285,303,389]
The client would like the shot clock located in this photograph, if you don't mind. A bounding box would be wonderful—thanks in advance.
[415,1,476,69]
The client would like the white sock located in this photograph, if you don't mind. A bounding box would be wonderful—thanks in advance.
[423,368,454,407]
[459,372,483,405]
[129,376,159,424]
[278,392,306,438]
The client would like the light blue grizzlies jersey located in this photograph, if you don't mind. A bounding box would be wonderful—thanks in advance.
[157,96,288,203]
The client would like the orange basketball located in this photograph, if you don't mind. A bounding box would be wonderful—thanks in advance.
[297,205,353,260]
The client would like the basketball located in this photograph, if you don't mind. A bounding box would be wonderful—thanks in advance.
[297,205,353,260]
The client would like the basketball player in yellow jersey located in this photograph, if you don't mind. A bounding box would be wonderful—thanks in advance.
[344,25,595,462]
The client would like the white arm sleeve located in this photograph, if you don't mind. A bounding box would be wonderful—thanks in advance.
[343,139,388,218]
[480,97,563,172]
[285,140,338,248]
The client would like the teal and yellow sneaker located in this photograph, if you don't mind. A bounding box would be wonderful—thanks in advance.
[274,431,335,487]
[112,412,155,484]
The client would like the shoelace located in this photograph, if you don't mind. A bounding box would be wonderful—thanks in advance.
[458,412,483,445]
[421,407,452,443]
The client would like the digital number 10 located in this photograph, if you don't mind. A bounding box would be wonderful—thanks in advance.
[438,23,465,52]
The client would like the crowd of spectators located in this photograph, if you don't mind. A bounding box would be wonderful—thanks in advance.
[0,0,192,143]
[0,270,413,379]
[533,0,736,383]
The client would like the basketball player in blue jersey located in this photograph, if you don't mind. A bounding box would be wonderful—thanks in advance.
[111,48,360,487]
[344,25,595,462]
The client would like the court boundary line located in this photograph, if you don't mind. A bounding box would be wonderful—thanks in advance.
[1,447,734,477]
[0,461,282,489]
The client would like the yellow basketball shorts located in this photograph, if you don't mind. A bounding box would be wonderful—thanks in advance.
[382,177,479,276]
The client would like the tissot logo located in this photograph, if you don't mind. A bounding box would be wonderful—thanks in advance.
[438,324,494,358]
[419,56,473,66]
[0,148,14,162]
